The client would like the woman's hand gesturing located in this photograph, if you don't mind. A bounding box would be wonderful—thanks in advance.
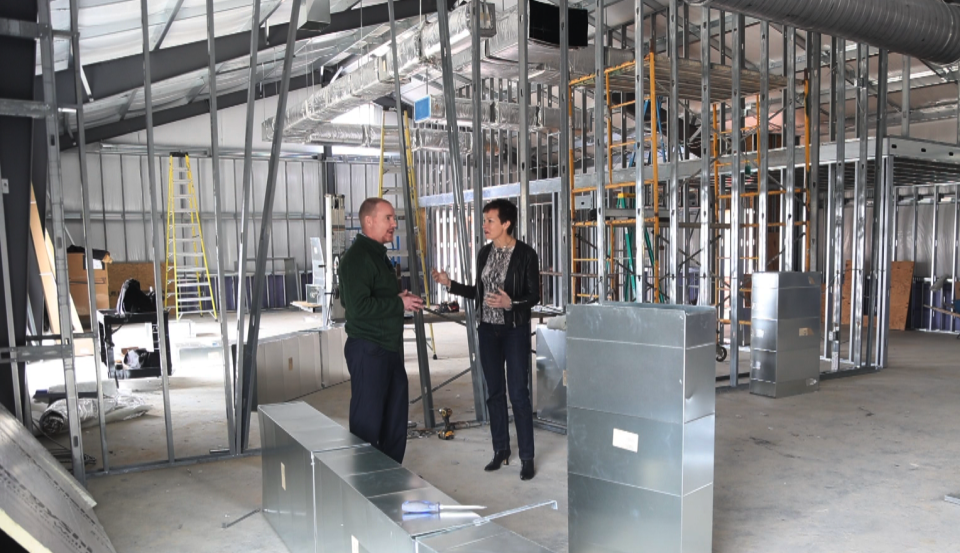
[431,268,451,287]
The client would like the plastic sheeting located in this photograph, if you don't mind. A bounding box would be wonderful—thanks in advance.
[38,394,150,435]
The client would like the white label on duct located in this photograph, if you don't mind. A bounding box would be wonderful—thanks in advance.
[756,329,765,338]
[612,429,639,453]
[351,536,360,553]
[281,462,286,490]
[799,327,813,337]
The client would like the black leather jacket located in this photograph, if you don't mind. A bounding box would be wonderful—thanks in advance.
[448,240,540,328]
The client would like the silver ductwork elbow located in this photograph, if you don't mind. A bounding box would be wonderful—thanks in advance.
[686,0,960,64]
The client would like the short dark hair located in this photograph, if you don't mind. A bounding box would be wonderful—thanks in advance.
[483,199,518,236]
[358,197,390,225]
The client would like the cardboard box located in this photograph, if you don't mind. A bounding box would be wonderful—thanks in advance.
[70,282,109,318]
[68,252,110,317]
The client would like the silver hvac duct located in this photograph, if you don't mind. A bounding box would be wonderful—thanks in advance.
[301,123,486,154]
[265,3,496,141]
[688,0,960,64]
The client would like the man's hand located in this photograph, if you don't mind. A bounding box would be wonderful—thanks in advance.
[431,268,451,287]
[484,288,512,309]
[400,290,424,312]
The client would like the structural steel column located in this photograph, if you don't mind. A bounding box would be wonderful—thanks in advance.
[139,0,176,466]
[729,13,744,386]
[829,39,847,372]
[698,5,710,306]
[783,27,796,271]
[467,0,487,420]
[388,0,435,429]
[205,0,237,453]
[634,0,645,302]
[65,0,110,471]
[808,31,821,274]
[239,0,301,450]
[559,0,572,306]
[518,0,530,242]
[758,21,769,272]
[902,56,911,137]
[866,49,888,368]
[668,0,680,303]
[850,44,869,366]
[596,0,607,303]
[234,0,261,453]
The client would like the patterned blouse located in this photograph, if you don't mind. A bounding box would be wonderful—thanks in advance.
[480,244,515,324]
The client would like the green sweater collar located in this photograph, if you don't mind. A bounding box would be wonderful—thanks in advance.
[354,232,388,255]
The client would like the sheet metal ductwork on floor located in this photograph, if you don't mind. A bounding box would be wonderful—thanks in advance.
[688,0,960,64]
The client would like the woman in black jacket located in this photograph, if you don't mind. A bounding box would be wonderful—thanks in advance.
[431,199,540,481]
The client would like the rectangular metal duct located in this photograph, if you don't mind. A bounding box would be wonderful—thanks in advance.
[258,402,366,553]
[535,325,567,425]
[319,325,349,388]
[298,0,331,32]
[750,272,822,398]
[260,402,554,553]
[567,303,716,553]
[253,330,341,409]
[486,3,588,64]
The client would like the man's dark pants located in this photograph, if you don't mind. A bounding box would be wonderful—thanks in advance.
[343,337,408,464]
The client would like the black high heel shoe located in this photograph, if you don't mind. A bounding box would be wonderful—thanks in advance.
[484,450,511,471]
[520,459,535,481]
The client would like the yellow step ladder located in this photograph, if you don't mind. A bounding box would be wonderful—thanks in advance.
[378,112,439,359]
[165,153,217,319]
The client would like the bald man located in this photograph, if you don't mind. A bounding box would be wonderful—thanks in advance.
[338,197,423,463]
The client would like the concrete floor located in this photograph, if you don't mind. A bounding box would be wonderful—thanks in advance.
[70,311,960,552]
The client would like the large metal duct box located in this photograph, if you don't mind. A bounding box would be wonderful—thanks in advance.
[567,303,716,553]
[750,272,821,398]
[253,331,324,409]
[260,402,555,552]
[320,325,349,387]
[535,325,566,425]
[259,402,366,553]
[298,0,331,32]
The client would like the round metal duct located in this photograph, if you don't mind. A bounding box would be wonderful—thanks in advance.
[688,0,960,64]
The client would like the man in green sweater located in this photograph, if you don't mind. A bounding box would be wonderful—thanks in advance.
[339,197,423,463]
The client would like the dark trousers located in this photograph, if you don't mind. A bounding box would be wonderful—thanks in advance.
[343,337,409,464]
[478,322,535,461]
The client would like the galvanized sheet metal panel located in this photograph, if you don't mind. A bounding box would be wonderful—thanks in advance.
[750,272,822,398]
[535,326,567,424]
[567,304,715,553]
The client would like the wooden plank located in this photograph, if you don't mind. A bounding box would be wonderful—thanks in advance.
[29,188,83,334]
[889,261,915,331]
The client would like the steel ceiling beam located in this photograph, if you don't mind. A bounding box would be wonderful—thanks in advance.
[51,0,453,102]
[60,68,331,148]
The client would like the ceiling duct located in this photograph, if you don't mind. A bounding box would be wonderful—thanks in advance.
[265,2,496,142]
[303,123,489,154]
[415,96,495,126]
[688,0,960,64]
